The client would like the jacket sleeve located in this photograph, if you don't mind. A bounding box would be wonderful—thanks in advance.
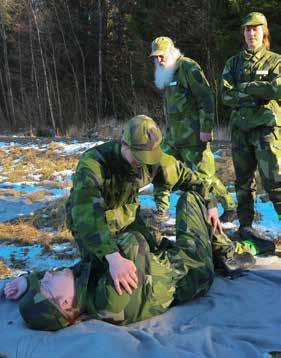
[240,60,281,100]
[70,155,119,261]
[153,153,216,211]
[182,62,215,133]
[221,57,255,107]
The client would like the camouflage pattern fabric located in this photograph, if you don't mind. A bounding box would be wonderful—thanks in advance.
[221,45,281,222]
[159,56,235,211]
[161,139,236,211]
[19,261,92,331]
[222,46,281,131]
[163,56,214,147]
[232,126,281,226]
[19,192,249,330]
[86,191,216,324]
[241,12,267,27]
[66,140,215,261]
[122,114,163,165]
[150,36,175,57]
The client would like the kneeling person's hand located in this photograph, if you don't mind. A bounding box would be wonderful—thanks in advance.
[106,252,138,295]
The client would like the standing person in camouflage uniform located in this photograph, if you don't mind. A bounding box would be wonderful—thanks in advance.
[150,36,236,223]
[221,12,281,244]
[66,115,254,297]
[4,190,255,331]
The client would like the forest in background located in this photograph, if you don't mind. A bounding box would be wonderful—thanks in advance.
[0,0,281,135]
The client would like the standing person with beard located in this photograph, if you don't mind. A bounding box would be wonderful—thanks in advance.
[150,37,236,223]
[221,12,281,245]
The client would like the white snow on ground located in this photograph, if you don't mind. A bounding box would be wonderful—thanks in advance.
[1,137,281,358]
[54,140,104,155]
[0,243,79,271]
[0,138,280,272]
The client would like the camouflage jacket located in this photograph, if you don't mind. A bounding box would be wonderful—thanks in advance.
[221,46,281,131]
[67,140,214,260]
[85,233,191,325]
[163,56,214,147]
[25,233,196,326]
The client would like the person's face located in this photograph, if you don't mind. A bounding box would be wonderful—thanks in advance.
[244,25,264,50]
[121,142,144,168]
[153,54,168,67]
[40,269,75,311]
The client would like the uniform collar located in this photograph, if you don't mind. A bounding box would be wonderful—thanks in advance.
[242,45,266,61]
[175,55,184,69]
[116,140,145,177]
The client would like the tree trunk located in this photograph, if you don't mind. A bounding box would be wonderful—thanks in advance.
[29,0,56,133]
[52,0,81,123]
[0,1,16,128]
[97,0,103,122]
[28,3,43,128]
[0,69,10,126]
[65,0,88,124]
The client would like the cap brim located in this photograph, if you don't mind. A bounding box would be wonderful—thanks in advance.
[242,20,266,27]
[149,50,165,57]
[132,147,162,165]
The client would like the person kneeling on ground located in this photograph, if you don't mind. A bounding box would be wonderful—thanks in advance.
[3,191,256,331]
[66,114,262,298]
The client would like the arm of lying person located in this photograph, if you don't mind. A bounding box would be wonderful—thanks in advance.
[2,270,47,301]
[3,276,28,300]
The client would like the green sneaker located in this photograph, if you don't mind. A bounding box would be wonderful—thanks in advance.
[239,226,275,255]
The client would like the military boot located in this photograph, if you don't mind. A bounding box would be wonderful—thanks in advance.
[220,252,256,278]
[238,226,275,255]
[219,209,237,223]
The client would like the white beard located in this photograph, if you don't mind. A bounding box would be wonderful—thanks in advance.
[154,48,181,90]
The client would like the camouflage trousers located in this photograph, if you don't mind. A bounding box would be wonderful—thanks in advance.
[232,126,281,226]
[121,192,244,305]
[161,139,236,211]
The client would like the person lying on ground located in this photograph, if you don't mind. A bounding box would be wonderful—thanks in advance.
[3,191,256,331]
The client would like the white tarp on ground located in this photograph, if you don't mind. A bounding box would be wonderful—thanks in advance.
[1,256,281,358]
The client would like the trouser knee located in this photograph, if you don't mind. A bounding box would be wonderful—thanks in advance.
[174,263,214,304]
[117,231,150,261]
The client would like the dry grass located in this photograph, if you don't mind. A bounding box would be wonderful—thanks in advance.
[0,259,12,278]
[0,221,73,248]
[25,190,53,202]
[30,196,68,229]
[0,189,22,197]
[0,144,78,183]
[0,222,51,243]
[1,195,74,247]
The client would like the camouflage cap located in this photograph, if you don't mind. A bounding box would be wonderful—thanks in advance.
[122,115,163,165]
[149,37,174,57]
[19,262,91,331]
[241,12,267,27]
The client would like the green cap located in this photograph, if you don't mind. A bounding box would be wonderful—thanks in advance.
[19,262,91,331]
[241,12,267,27]
[122,115,163,165]
[149,37,174,57]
